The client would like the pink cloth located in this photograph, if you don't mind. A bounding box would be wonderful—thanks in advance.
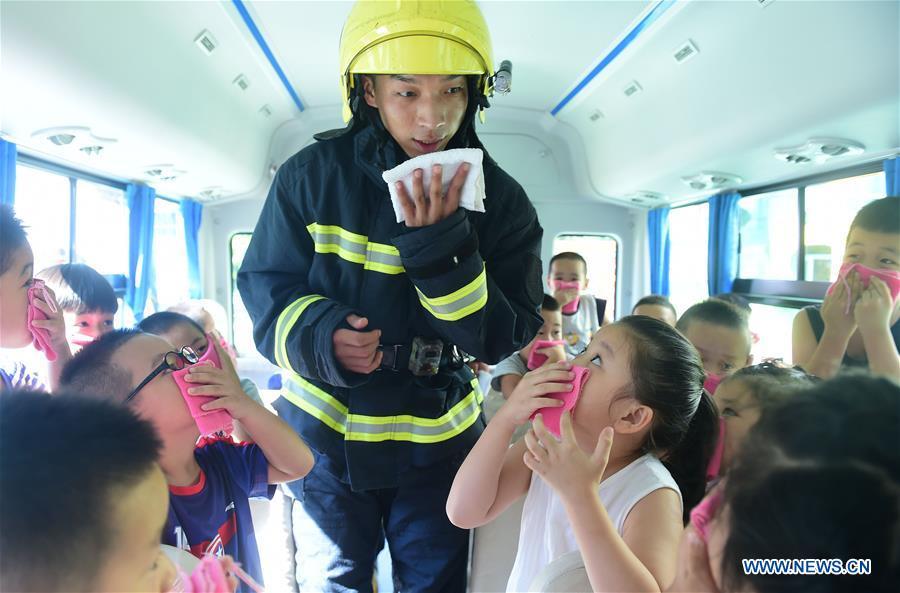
[551,280,581,314]
[827,263,900,314]
[703,373,723,395]
[689,488,724,542]
[172,334,234,436]
[174,555,264,593]
[526,340,565,370]
[27,279,57,362]
[706,417,726,481]
[530,365,591,438]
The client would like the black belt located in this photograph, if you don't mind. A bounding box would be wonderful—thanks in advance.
[378,340,468,375]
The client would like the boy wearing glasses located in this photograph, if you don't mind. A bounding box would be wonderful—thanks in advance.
[59,329,314,591]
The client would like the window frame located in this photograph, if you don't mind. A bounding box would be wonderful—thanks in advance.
[669,160,887,310]
[229,231,254,351]
[551,232,620,319]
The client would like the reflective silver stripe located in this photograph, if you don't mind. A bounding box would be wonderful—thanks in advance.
[280,372,484,443]
[306,223,404,274]
[416,267,489,321]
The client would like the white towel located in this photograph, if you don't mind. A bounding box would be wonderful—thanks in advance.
[382,148,486,224]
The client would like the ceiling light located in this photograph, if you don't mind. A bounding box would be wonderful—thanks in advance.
[673,40,699,64]
[681,171,743,191]
[194,30,217,55]
[233,74,250,91]
[589,109,604,122]
[774,137,864,164]
[623,81,642,97]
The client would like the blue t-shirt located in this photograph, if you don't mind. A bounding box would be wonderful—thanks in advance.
[163,437,275,591]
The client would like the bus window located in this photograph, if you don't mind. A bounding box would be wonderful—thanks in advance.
[74,180,128,275]
[804,171,887,281]
[738,189,799,281]
[552,234,618,319]
[668,203,709,317]
[14,163,71,269]
[151,199,189,312]
[230,233,255,357]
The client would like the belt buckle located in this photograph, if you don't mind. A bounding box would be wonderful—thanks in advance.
[378,344,403,372]
[409,337,443,377]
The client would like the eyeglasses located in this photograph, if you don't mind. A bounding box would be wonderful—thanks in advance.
[124,347,199,403]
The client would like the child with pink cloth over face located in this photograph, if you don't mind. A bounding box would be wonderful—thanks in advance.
[548,252,611,358]
[448,316,719,593]
[793,197,900,381]
[0,205,72,392]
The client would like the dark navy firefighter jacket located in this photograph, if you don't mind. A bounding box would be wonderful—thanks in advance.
[237,125,544,491]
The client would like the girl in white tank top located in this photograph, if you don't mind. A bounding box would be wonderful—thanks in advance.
[447,316,719,593]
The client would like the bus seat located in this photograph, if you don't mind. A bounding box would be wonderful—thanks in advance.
[527,550,590,593]
[469,496,525,593]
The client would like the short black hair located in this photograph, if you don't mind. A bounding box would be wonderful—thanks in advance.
[59,329,143,402]
[848,196,900,237]
[676,298,749,334]
[139,311,205,337]
[0,391,161,592]
[720,362,817,408]
[0,204,28,276]
[549,252,587,275]
[632,294,677,317]
[36,263,118,314]
[540,294,560,313]
[712,292,751,313]
[723,373,900,592]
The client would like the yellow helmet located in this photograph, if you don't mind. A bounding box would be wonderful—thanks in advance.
[339,0,495,122]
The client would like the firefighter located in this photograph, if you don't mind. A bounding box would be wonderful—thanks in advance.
[237,1,544,590]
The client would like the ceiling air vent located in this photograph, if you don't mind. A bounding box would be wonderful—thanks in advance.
[233,74,250,91]
[259,104,273,118]
[144,165,184,181]
[681,171,743,191]
[673,40,699,64]
[631,191,666,202]
[623,81,642,98]
[589,109,604,122]
[774,137,864,164]
[79,145,103,157]
[198,187,224,200]
[49,134,75,146]
[194,30,217,55]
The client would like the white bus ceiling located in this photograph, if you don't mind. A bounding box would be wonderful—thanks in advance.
[3,0,898,311]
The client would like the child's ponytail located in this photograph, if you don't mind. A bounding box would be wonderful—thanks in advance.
[661,389,719,519]
[617,315,717,522]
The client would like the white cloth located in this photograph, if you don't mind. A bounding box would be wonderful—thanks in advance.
[506,454,681,592]
[382,148,486,224]
[562,294,601,357]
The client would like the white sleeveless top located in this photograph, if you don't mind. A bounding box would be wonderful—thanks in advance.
[506,454,681,592]
[562,294,601,357]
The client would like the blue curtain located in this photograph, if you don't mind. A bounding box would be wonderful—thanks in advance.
[885,157,899,196]
[647,207,671,296]
[0,139,17,207]
[707,192,741,295]
[126,183,156,321]
[180,199,203,299]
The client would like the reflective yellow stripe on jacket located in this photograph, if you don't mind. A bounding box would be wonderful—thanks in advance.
[416,265,488,321]
[275,294,326,372]
[306,223,404,275]
[280,373,484,443]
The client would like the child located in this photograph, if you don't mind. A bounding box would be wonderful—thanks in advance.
[0,391,177,592]
[169,299,240,361]
[0,205,71,390]
[490,294,566,399]
[632,295,677,327]
[59,329,315,590]
[709,362,815,477]
[673,373,900,593]
[548,252,611,357]
[676,299,753,393]
[37,263,118,350]
[447,316,718,592]
[138,311,264,442]
[792,197,900,380]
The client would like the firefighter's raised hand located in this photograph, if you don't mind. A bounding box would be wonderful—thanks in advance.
[333,314,383,374]
[396,163,468,227]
